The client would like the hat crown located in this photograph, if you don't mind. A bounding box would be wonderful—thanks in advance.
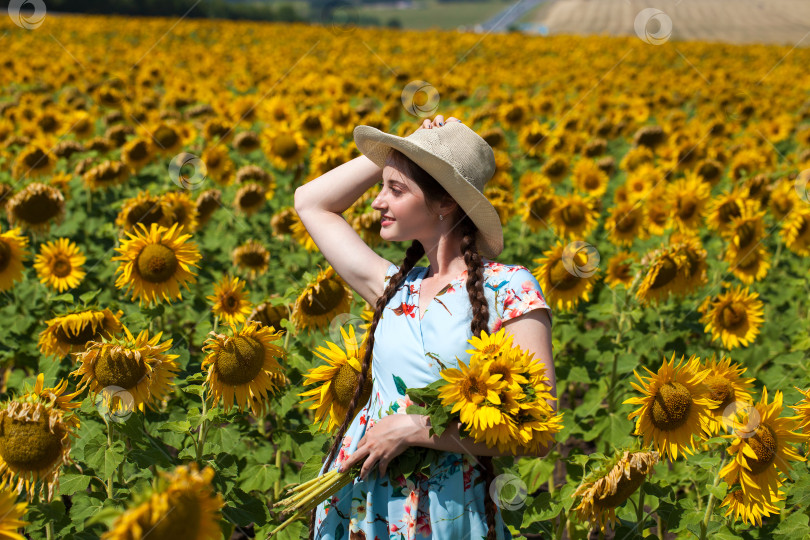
[404,123,496,193]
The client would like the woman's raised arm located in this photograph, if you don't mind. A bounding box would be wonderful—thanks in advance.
[293,154,393,306]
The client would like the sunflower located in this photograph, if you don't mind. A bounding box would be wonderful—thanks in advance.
[0,227,29,293]
[605,202,647,247]
[102,463,224,540]
[299,325,372,433]
[121,137,154,173]
[82,160,129,191]
[722,199,767,259]
[573,450,659,530]
[207,275,253,325]
[262,124,308,171]
[195,189,222,228]
[5,182,65,233]
[700,354,757,436]
[669,234,708,295]
[115,191,172,233]
[33,238,86,293]
[720,485,784,527]
[466,327,515,362]
[201,144,235,186]
[624,353,718,461]
[719,387,808,503]
[233,183,266,216]
[0,478,28,538]
[634,245,689,306]
[532,241,599,312]
[540,155,569,183]
[724,243,771,285]
[291,266,354,332]
[232,239,270,279]
[247,298,290,333]
[0,373,81,502]
[201,320,287,417]
[667,172,711,232]
[112,223,202,307]
[572,158,610,199]
[549,193,599,239]
[780,206,810,257]
[162,191,199,233]
[438,354,506,435]
[697,285,764,350]
[518,190,555,233]
[71,325,180,414]
[11,144,55,179]
[792,386,810,436]
[604,251,637,289]
[705,187,746,234]
[39,307,124,359]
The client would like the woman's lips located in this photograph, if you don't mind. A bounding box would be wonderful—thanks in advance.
[381,218,395,226]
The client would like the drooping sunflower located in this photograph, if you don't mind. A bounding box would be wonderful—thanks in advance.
[719,387,808,503]
[33,238,86,293]
[112,222,202,307]
[0,227,29,293]
[201,320,287,417]
[11,144,55,179]
[573,449,659,530]
[195,189,222,228]
[0,478,28,538]
[115,190,172,233]
[634,245,689,306]
[549,193,599,240]
[604,251,637,289]
[233,182,266,216]
[207,275,253,325]
[624,353,718,461]
[793,386,810,435]
[5,182,66,233]
[700,354,756,436]
[697,285,764,350]
[102,463,224,540]
[71,325,180,414]
[232,239,270,279]
[121,137,154,173]
[39,307,124,359]
[291,266,354,332]
[82,160,129,191]
[780,206,810,257]
[247,298,290,333]
[0,373,81,502]
[721,485,784,527]
[299,325,372,433]
[532,241,599,312]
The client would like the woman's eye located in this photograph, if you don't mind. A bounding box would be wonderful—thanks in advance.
[391,189,401,196]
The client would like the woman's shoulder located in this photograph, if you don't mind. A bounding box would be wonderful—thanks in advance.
[481,258,532,283]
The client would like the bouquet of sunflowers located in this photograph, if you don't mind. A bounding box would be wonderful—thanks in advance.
[270,328,562,536]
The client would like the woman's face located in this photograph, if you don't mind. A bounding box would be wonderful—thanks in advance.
[371,163,436,242]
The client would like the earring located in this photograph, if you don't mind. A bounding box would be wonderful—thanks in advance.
[439,214,444,221]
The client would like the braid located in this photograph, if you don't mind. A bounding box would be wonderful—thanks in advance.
[308,240,426,540]
[460,215,498,540]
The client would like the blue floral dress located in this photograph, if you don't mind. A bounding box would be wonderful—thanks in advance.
[314,257,553,540]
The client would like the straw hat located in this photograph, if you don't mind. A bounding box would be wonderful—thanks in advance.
[353,121,503,259]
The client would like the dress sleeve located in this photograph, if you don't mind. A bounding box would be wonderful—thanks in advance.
[383,262,399,289]
[492,265,552,330]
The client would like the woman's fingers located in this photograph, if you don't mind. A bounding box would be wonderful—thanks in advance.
[359,453,377,481]
[340,446,368,472]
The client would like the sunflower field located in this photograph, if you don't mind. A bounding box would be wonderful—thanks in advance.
[1,12,810,540]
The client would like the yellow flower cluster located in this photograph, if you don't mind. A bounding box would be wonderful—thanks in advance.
[437,328,563,455]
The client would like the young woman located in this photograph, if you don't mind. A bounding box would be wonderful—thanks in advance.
[293,114,556,539]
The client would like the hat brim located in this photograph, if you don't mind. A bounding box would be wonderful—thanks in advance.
[353,124,503,259]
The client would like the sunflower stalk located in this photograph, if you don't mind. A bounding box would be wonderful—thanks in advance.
[699,453,727,540]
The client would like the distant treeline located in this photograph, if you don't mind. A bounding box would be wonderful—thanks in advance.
[1,0,302,22]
